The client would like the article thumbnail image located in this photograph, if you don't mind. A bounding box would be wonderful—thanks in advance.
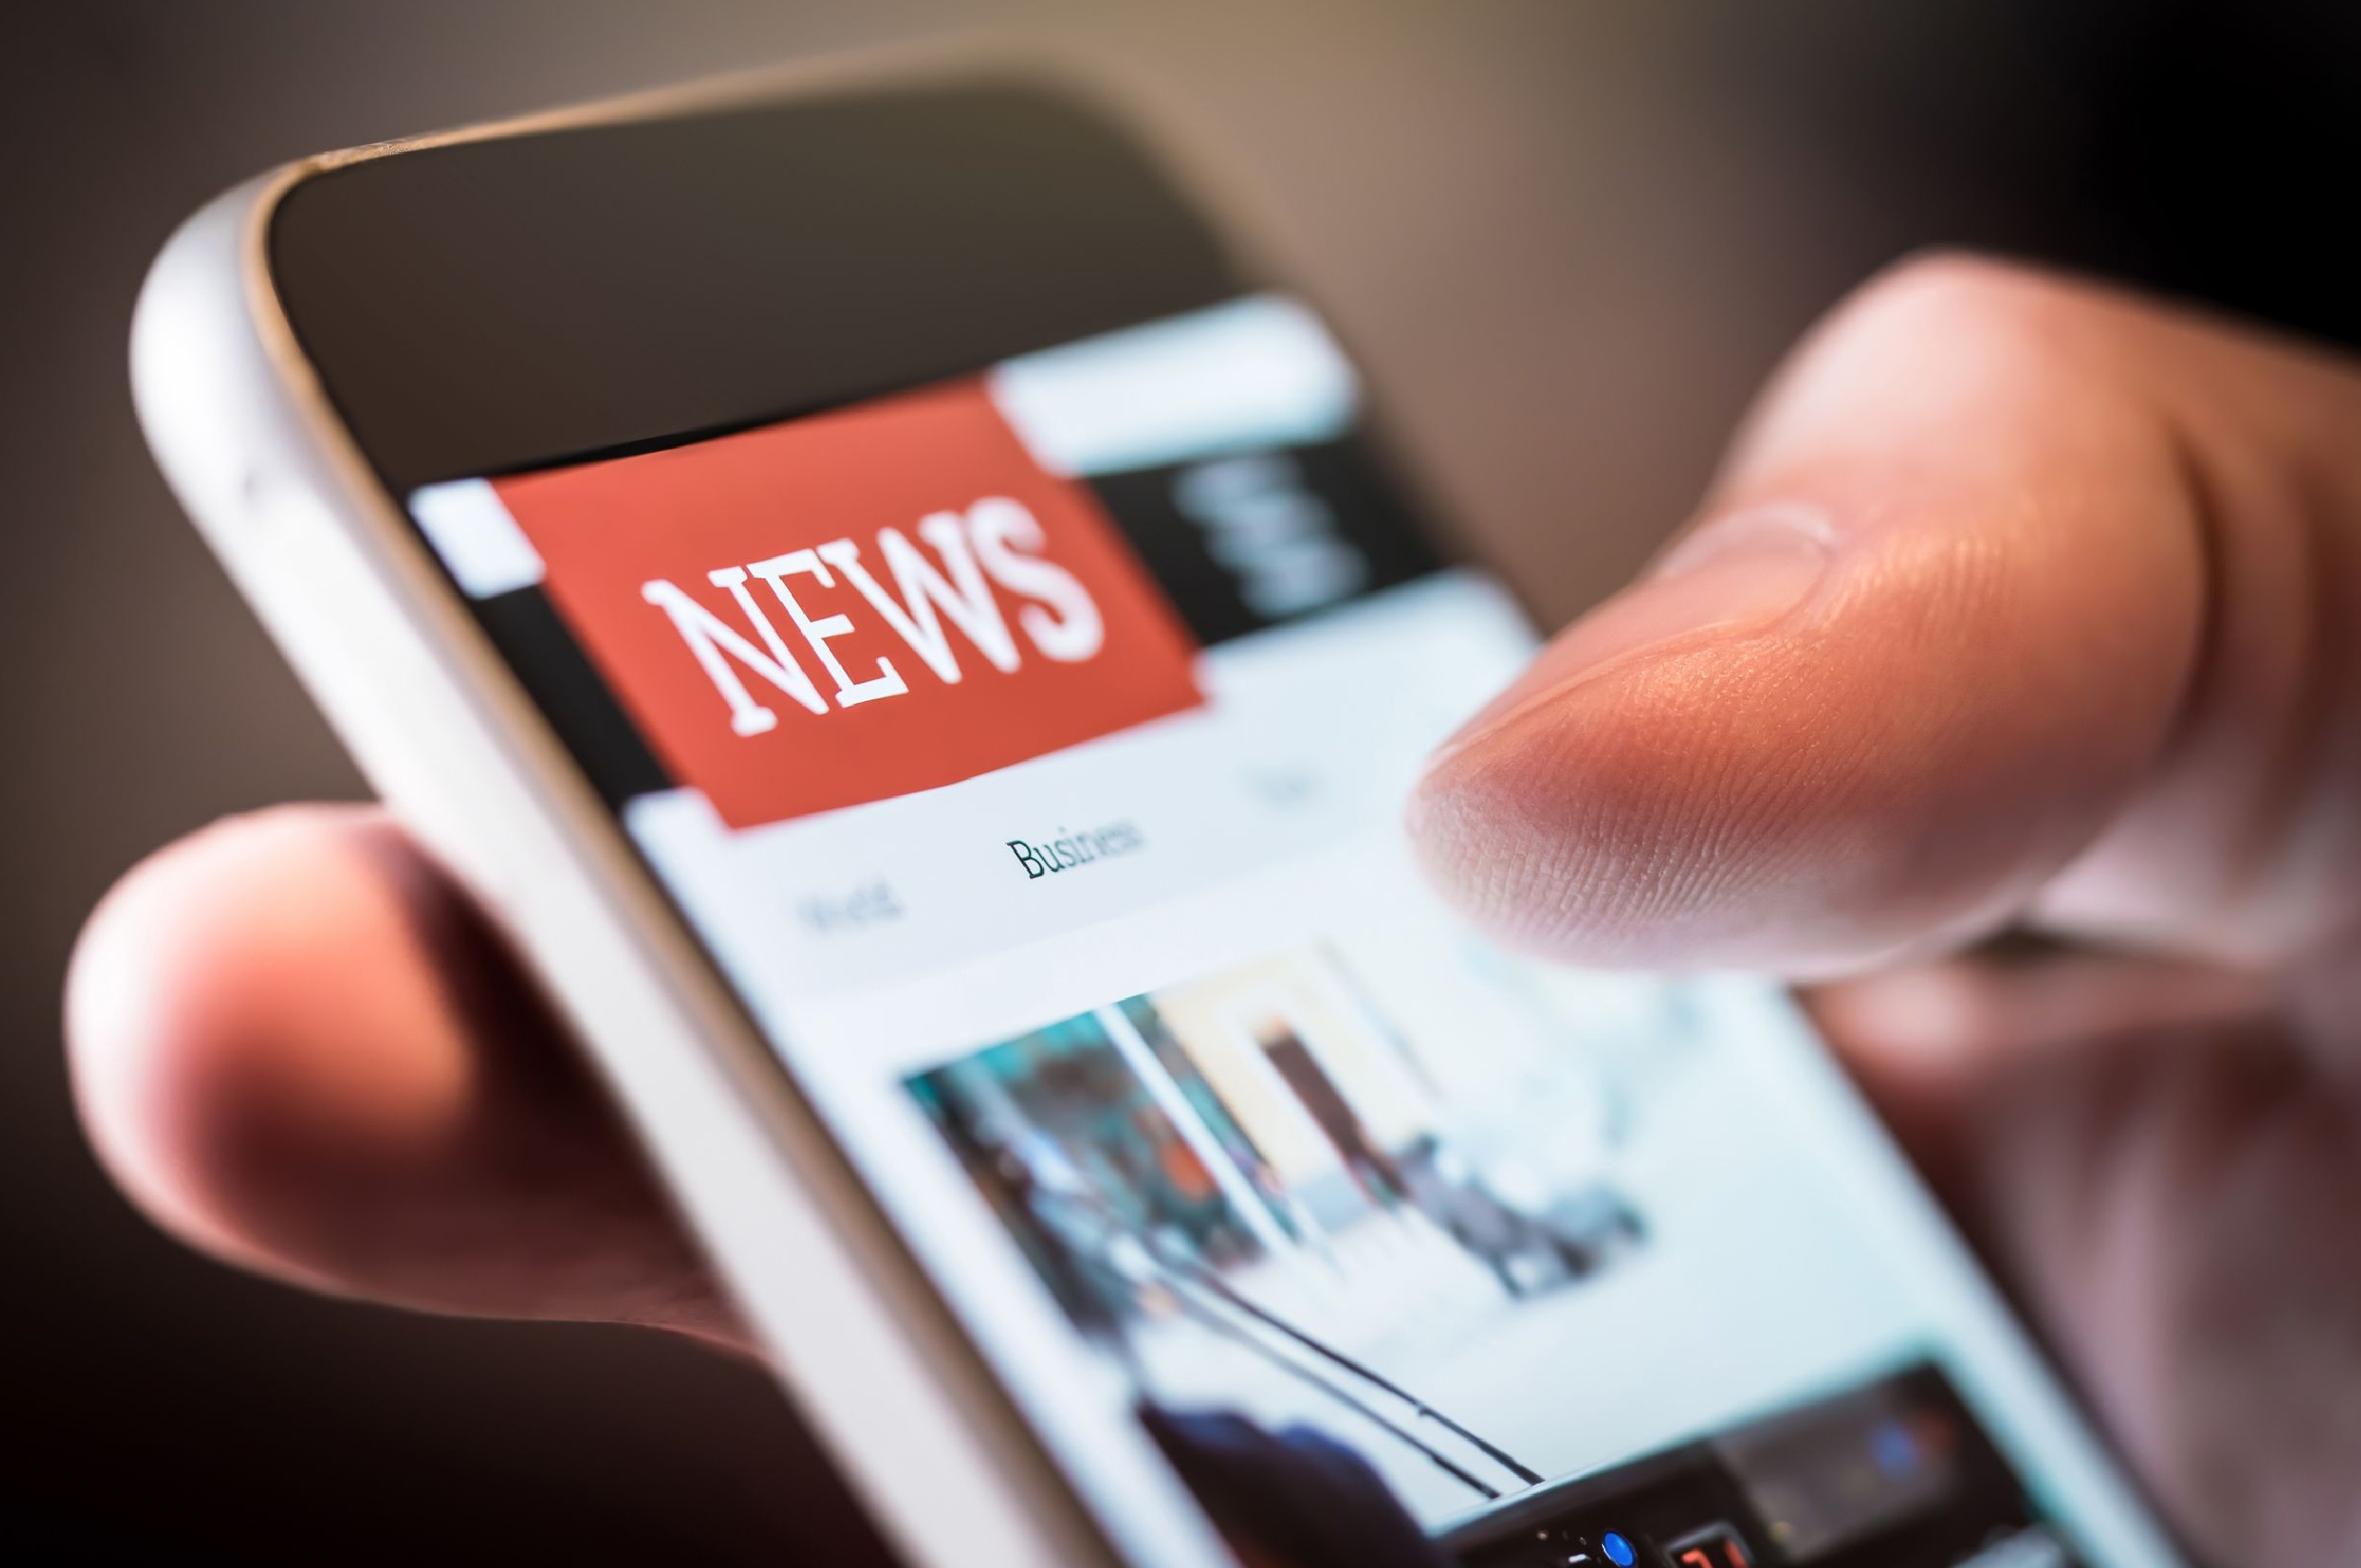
[902,941,1662,1490]
[901,945,2090,1563]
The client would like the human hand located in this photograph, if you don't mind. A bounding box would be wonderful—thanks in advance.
[1414,255,2361,1566]
[66,255,2361,1565]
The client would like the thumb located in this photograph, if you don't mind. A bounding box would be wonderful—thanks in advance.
[1410,254,2361,975]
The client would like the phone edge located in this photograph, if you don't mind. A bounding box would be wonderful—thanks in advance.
[127,105,1238,1568]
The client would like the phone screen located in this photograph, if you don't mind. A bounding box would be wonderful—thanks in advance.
[399,293,2176,1568]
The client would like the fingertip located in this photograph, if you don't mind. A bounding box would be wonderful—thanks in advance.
[65,804,467,1286]
[1407,625,1893,971]
[1408,511,2165,974]
[66,805,744,1348]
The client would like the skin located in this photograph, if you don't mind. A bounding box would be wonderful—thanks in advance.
[65,254,2361,1565]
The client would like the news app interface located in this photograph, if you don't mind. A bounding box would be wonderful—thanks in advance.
[409,298,2177,1568]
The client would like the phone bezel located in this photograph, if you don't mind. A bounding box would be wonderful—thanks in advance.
[263,72,1246,498]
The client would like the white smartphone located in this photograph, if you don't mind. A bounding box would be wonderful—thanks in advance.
[132,59,2188,1568]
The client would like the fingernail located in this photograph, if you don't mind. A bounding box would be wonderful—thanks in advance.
[1437,504,1834,757]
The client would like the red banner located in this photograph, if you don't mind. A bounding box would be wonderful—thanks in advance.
[498,379,1204,829]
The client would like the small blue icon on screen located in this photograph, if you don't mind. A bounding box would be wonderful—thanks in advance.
[1870,1418,1921,1478]
[1601,1532,1637,1567]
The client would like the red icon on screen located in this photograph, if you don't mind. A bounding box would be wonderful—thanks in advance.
[1668,1524,1752,1568]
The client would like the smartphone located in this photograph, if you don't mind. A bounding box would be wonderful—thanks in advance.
[133,58,2186,1568]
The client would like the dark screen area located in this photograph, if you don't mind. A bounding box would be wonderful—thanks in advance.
[1087,437,1445,647]
[268,81,1242,493]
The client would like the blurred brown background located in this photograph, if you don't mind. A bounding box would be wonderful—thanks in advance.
[5,1,2355,1562]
